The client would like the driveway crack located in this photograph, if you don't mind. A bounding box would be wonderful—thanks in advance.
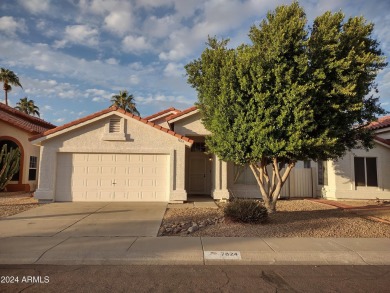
[52,203,110,236]
[200,237,205,265]
[126,237,138,251]
[33,237,70,264]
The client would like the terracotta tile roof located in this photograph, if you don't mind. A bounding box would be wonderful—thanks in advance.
[0,102,56,134]
[30,106,194,145]
[367,115,390,130]
[374,136,390,147]
[166,105,198,121]
[143,107,180,121]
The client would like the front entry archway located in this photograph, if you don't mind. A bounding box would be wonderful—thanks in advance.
[0,137,24,188]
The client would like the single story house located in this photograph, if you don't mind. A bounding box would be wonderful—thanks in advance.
[0,103,56,192]
[316,115,390,200]
[30,105,390,202]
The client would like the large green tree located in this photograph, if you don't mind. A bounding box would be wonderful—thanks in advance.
[15,97,40,117]
[111,90,140,116]
[0,68,22,106]
[185,2,387,212]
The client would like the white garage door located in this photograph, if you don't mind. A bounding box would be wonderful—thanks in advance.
[55,153,169,202]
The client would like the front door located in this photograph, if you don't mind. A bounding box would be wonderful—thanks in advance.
[188,153,210,194]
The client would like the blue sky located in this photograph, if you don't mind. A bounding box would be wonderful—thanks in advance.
[1,0,389,125]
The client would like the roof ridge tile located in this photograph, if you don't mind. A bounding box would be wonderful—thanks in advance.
[30,107,194,145]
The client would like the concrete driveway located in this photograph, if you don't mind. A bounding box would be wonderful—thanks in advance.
[0,202,167,237]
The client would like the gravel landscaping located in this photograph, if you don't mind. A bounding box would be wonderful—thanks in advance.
[0,192,41,218]
[159,199,390,238]
[1,193,389,238]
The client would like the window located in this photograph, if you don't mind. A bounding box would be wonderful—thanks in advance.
[354,157,378,187]
[318,160,328,185]
[109,117,121,133]
[234,164,257,185]
[29,156,37,181]
[191,142,206,152]
[304,160,311,168]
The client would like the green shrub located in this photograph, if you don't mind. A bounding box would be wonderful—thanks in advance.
[224,199,268,223]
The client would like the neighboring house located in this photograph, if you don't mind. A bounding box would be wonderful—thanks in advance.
[0,103,56,192]
[30,105,390,202]
[143,107,181,129]
[316,115,390,200]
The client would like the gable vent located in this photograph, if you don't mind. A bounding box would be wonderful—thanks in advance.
[109,117,121,133]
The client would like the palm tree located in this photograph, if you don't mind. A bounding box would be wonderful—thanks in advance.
[110,90,140,116]
[15,97,40,117]
[0,68,22,106]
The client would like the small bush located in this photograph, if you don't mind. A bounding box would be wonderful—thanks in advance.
[224,199,268,223]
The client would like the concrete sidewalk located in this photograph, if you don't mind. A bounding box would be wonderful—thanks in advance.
[1,236,389,265]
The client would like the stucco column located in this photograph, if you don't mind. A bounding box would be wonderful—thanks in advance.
[212,156,230,200]
[170,148,187,202]
[35,146,56,202]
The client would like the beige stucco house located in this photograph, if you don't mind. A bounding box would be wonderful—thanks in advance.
[31,105,390,202]
[0,103,55,192]
[315,115,390,200]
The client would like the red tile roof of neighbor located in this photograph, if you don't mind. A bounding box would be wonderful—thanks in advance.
[374,136,390,146]
[368,115,390,130]
[29,106,194,144]
[166,105,198,121]
[143,107,180,121]
[0,102,56,134]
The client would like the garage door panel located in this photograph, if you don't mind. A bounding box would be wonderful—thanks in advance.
[141,179,154,187]
[99,166,112,175]
[100,178,113,188]
[56,153,169,202]
[72,178,85,187]
[141,155,155,163]
[115,166,128,175]
[86,166,100,174]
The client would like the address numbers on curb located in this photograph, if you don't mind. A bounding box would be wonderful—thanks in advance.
[204,251,242,260]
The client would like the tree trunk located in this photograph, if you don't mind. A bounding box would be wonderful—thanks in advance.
[250,158,295,213]
[262,196,277,213]
[4,87,8,106]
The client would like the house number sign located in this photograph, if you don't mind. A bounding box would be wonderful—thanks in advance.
[204,251,241,260]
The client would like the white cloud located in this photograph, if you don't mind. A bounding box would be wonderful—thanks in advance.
[36,19,59,38]
[54,117,65,123]
[129,75,140,84]
[77,0,134,36]
[159,40,188,61]
[0,16,27,36]
[54,24,99,48]
[85,88,112,102]
[18,0,51,14]
[104,10,133,36]
[137,93,193,105]
[143,15,178,38]
[122,35,151,53]
[105,58,119,65]
[163,62,184,77]
[79,0,121,15]
[0,39,155,89]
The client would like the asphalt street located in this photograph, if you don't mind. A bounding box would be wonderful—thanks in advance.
[1,265,389,293]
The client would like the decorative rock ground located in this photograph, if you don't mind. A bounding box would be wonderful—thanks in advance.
[158,217,224,236]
